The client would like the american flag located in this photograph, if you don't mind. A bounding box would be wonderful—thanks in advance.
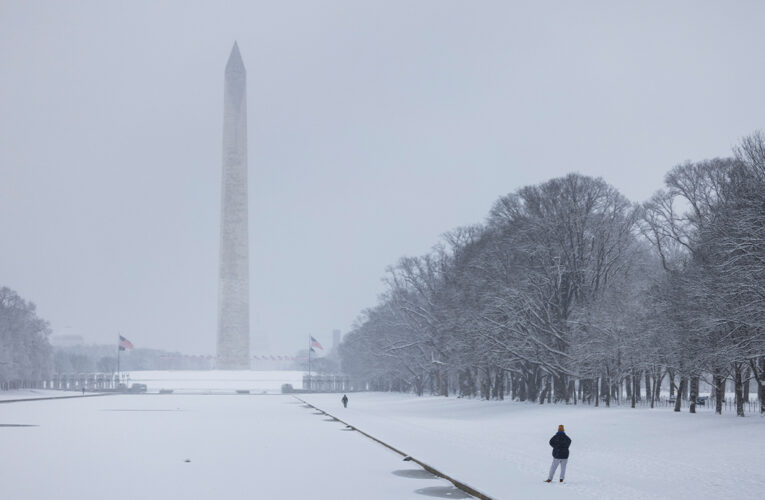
[119,335,134,351]
[310,336,324,350]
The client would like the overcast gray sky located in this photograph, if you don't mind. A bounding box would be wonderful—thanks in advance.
[1,0,764,356]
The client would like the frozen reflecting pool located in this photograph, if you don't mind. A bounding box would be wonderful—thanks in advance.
[0,394,453,500]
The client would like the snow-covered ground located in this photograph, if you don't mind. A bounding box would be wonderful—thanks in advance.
[3,373,763,500]
[0,394,461,500]
[302,392,765,500]
[128,370,304,394]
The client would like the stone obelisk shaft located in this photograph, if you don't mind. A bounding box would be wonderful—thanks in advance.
[217,43,250,369]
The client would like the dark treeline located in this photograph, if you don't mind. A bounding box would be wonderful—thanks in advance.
[0,287,52,389]
[54,345,214,373]
[340,132,765,416]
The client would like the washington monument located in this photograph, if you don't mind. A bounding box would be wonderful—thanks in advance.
[217,42,250,369]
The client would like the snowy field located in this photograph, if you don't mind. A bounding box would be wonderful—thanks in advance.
[2,372,764,500]
[302,392,765,500]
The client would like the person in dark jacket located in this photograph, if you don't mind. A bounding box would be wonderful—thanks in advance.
[341,394,348,408]
[545,424,571,483]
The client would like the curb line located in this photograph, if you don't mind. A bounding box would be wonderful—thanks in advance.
[0,393,113,404]
[294,396,494,500]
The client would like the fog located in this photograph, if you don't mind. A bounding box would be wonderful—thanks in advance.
[1,0,764,356]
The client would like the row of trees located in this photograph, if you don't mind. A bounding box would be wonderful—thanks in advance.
[340,132,765,416]
[0,287,52,388]
[53,345,215,373]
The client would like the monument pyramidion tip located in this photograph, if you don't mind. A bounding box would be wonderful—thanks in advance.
[226,41,245,75]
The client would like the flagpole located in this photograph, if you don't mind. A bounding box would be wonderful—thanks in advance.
[308,335,312,391]
[116,333,121,388]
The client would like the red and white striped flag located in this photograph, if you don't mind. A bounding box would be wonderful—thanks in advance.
[119,335,134,351]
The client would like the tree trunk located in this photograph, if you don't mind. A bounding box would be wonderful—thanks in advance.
[750,357,765,416]
[689,375,698,414]
[668,369,675,398]
[743,366,751,403]
[523,367,539,403]
[539,377,551,405]
[518,377,528,402]
[645,372,652,406]
[674,377,685,412]
[553,373,569,403]
[493,368,505,400]
[734,363,745,417]
[654,370,663,407]
[480,367,491,400]
[631,378,636,408]
[713,371,724,415]
[634,372,641,401]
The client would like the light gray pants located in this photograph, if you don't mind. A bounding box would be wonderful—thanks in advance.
[548,458,568,480]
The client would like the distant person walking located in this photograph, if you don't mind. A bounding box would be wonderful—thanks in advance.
[341,394,348,408]
[81,386,85,395]
[545,425,571,483]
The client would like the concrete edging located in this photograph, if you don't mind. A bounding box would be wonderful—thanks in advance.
[0,393,113,404]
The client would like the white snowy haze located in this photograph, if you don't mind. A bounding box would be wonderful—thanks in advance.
[1,0,765,355]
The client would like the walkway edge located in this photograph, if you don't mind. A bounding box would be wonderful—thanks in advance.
[294,396,494,500]
[0,393,113,404]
